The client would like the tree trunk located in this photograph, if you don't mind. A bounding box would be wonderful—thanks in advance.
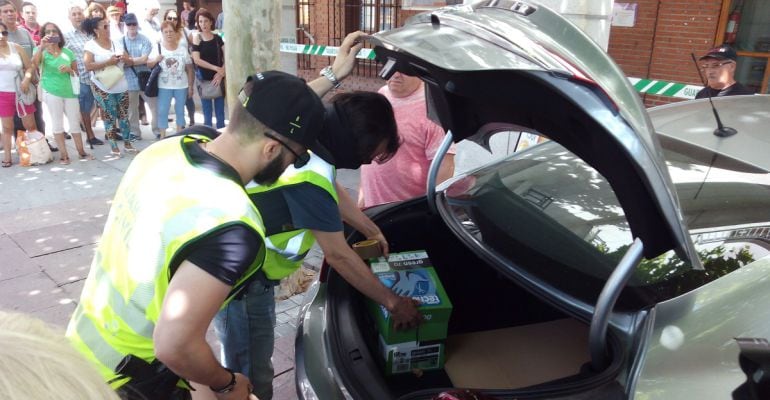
[224,0,282,110]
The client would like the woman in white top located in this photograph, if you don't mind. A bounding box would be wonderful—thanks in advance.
[82,16,136,157]
[0,21,38,168]
[162,8,196,128]
[148,21,193,137]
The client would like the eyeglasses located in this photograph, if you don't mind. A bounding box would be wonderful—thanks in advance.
[699,61,734,70]
[0,31,7,36]
[264,131,310,168]
[126,23,137,26]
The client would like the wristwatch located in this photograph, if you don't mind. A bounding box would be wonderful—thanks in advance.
[320,66,341,89]
[210,368,236,393]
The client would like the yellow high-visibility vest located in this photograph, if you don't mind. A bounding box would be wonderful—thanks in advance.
[66,135,266,387]
[247,153,337,280]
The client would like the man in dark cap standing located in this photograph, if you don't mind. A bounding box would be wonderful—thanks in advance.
[695,44,755,99]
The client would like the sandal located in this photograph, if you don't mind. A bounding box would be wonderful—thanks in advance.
[59,156,71,165]
[1,160,11,168]
[79,152,95,160]
[124,143,139,154]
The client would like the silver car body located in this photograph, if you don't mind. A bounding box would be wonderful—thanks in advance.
[295,0,770,397]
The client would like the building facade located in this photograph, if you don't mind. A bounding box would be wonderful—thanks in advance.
[293,0,769,106]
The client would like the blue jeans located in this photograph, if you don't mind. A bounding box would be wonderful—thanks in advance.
[157,88,187,130]
[200,96,225,128]
[214,281,275,400]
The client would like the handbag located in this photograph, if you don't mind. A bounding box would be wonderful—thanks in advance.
[197,79,223,99]
[94,42,124,89]
[16,130,53,167]
[195,35,224,100]
[124,37,151,90]
[70,75,81,96]
[15,70,36,106]
[143,43,162,98]
[94,65,125,89]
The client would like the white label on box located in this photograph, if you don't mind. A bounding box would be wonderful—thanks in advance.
[380,336,442,374]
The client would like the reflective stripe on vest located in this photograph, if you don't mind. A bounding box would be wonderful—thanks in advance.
[66,135,266,386]
[248,153,337,280]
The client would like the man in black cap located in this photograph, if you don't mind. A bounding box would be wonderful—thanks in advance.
[695,44,755,99]
[66,47,355,398]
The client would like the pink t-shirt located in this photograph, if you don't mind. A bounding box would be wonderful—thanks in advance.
[359,83,454,207]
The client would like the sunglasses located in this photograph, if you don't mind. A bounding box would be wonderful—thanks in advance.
[166,17,177,20]
[126,22,137,26]
[264,131,310,168]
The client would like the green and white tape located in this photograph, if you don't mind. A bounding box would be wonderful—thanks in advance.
[279,43,376,59]
[279,43,702,99]
[628,78,701,100]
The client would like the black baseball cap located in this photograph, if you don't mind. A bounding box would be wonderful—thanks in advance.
[237,71,330,162]
[699,44,737,61]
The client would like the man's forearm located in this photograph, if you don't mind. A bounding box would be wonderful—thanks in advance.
[155,336,232,388]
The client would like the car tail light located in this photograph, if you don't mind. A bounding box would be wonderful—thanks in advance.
[318,258,331,283]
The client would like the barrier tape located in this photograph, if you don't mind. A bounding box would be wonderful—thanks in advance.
[280,43,701,99]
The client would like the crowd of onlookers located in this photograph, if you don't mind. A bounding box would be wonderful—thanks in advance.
[0,0,226,167]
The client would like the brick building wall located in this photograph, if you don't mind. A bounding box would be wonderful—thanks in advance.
[608,0,724,106]
[300,0,725,107]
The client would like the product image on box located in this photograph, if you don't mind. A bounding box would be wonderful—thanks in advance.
[366,250,453,374]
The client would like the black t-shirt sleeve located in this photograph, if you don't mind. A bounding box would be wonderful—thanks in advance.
[186,224,263,286]
[283,184,343,232]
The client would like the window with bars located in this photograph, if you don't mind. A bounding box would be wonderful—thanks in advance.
[296,0,314,70]
[333,0,401,76]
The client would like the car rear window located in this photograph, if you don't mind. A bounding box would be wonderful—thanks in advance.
[442,138,770,308]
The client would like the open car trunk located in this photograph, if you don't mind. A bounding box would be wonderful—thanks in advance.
[325,198,626,400]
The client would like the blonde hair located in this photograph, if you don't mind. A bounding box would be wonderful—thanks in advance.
[0,311,121,400]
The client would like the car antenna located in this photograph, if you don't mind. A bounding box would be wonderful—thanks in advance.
[691,53,737,137]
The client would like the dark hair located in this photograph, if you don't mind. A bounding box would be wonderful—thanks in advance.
[41,22,65,48]
[332,91,400,164]
[162,9,182,32]
[81,16,104,37]
[194,8,214,31]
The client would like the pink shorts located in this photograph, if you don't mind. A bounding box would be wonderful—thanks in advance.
[0,91,36,118]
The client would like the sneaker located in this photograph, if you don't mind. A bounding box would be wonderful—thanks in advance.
[87,137,105,146]
[65,132,72,139]
[129,134,142,141]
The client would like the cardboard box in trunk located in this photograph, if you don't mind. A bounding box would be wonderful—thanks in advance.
[367,250,453,344]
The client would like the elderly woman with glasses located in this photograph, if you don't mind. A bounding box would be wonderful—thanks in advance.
[32,22,92,164]
[162,8,196,127]
[148,21,193,137]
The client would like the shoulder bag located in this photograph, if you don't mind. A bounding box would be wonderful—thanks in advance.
[196,35,224,100]
[12,44,36,108]
[124,37,151,89]
[143,43,162,98]
[94,42,125,89]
